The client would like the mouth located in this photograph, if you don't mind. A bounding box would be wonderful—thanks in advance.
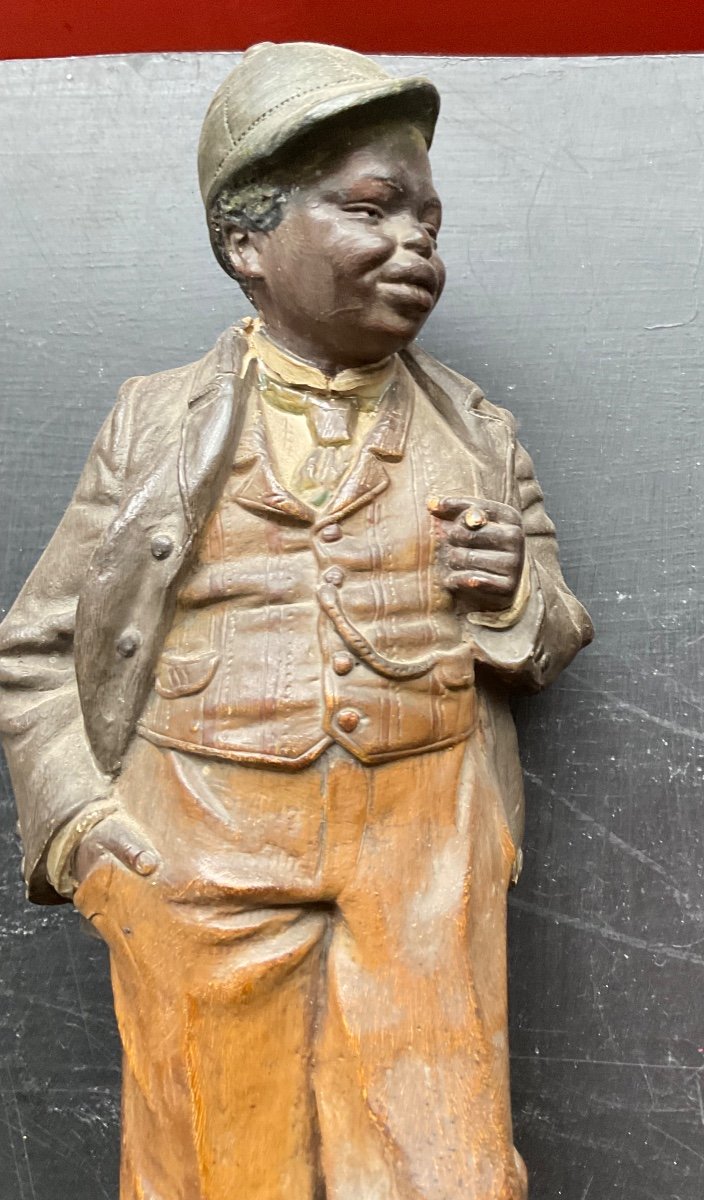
[377,270,438,313]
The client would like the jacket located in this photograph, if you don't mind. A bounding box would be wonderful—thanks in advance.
[0,325,593,903]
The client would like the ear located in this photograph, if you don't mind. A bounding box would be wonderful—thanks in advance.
[224,226,266,283]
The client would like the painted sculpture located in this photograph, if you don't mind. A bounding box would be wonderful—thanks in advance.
[0,42,593,1200]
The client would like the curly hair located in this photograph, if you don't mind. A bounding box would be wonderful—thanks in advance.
[208,175,293,286]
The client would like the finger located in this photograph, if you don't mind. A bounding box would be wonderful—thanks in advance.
[446,523,524,551]
[445,570,517,599]
[428,496,521,525]
[447,548,520,576]
[95,817,160,876]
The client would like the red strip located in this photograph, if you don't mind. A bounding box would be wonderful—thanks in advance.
[3,0,704,60]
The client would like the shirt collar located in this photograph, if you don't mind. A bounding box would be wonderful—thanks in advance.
[243,317,396,402]
[236,317,413,467]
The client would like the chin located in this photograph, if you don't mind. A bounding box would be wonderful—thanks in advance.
[351,312,429,360]
[346,331,412,364]
[375,316,428,350]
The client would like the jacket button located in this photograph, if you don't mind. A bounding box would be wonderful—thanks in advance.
[319,523,342,542]
[116,630,141,658]
[151,534,174,560]
[332,652,354,676]
[336,707,360,732]
[324,567,345,587]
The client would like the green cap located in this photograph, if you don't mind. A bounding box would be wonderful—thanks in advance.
[198,41,440,211]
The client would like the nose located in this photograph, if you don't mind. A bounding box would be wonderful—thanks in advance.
[400,220,435,259]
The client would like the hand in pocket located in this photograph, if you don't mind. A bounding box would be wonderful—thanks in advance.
[74,814,161,885]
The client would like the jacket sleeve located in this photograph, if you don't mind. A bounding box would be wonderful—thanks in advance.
[0,381,137,904]
[468,429,594,690]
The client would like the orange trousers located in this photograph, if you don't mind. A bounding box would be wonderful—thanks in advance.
[74,734,527,1200]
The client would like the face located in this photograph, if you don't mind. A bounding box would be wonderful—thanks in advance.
[227,122,446,370]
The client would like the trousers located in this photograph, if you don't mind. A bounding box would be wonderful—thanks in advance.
[74,733,528,1200]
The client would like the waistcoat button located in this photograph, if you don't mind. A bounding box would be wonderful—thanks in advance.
[332,652,354,676]
[336,707,360,732]
[324,567,345,587]
[319,523,342,542]
[151,534,174,560]
[116,630,141,658]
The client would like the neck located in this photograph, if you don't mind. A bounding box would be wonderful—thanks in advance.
[255,318,395,378]
[249,319,396,401]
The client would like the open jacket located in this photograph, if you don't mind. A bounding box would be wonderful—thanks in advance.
[0,326,593,904]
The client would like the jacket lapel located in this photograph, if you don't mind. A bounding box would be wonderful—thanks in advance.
[178,328,252,541]
[230,407,315,523]
[77,327,252,773]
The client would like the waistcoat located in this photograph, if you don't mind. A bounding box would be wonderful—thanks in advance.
[138,362,483,767]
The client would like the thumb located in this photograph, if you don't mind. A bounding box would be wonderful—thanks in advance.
[428,495,488,525]
[97,816,160,876]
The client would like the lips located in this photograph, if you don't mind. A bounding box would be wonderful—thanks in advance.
[377,263,439,313]
[381,262,438,297]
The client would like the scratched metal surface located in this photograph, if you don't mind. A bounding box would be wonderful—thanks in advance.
[0,52,702,1198]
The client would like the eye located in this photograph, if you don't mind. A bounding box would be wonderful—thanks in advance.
[342,203,384,219]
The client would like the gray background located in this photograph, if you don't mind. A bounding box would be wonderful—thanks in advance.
[1,51,703,1199]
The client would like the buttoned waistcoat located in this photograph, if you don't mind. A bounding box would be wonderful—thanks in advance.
[139,366,483,766]
[0,326,593,903]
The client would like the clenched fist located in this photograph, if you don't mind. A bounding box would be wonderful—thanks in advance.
[429,495,525,612]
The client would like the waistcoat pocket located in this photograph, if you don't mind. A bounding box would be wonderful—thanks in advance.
[154,650,220,699]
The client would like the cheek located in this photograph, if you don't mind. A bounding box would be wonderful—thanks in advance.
[342,232,395,277]
[314,216,395,283]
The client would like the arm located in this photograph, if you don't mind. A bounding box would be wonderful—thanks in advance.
[467,436,594,689]
[0,381,137,903]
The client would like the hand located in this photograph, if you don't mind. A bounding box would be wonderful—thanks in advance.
[429,495,525,612]
[73,814,161,887]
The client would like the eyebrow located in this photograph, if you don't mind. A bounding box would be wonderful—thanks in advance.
[336,175,442,209]
[344,173,405,194]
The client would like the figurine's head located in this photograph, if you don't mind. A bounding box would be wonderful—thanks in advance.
[198,43,444,369]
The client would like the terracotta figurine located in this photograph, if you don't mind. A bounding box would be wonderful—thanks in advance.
[0,42,593,1200]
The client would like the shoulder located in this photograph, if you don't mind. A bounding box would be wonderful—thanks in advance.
[119,324,244,416]
[401,344,517,432]
[96,325,245,473]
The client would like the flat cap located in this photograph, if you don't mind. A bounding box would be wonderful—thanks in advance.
[198,41,440,210]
